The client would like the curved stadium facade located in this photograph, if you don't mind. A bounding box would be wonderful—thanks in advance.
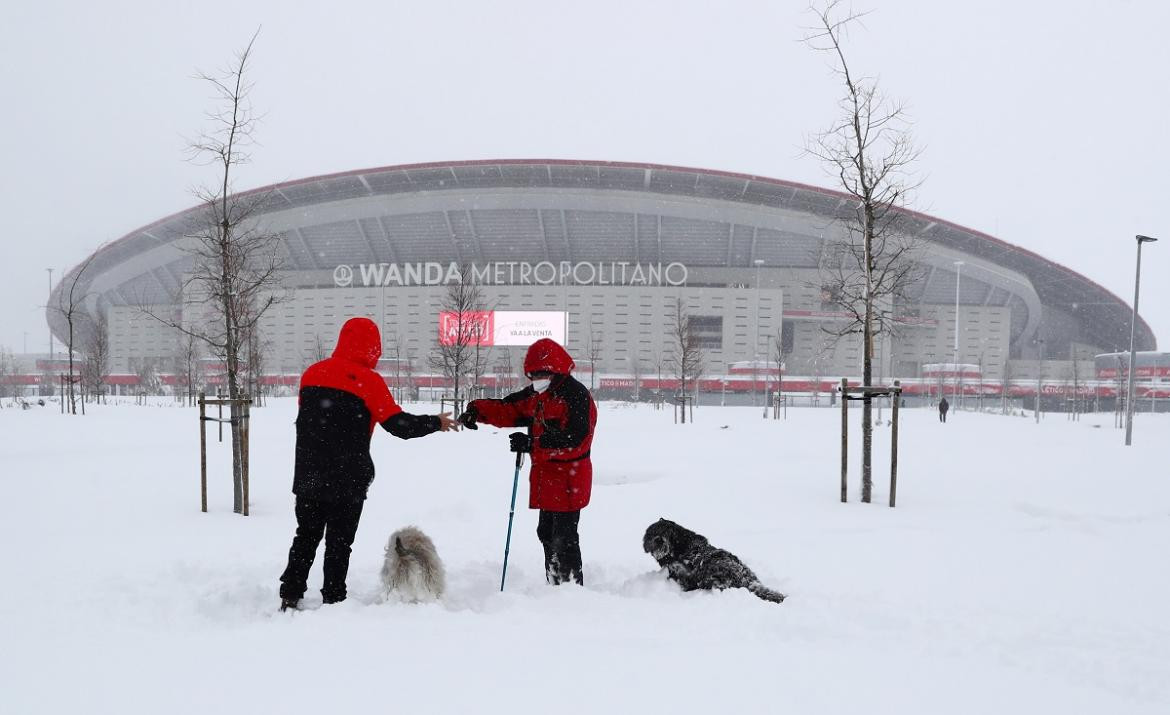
[48,160,1159,399]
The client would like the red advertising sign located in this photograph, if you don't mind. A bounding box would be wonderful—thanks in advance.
[599,378,637,389]
[438,311,567,347]
[438,311,494,346]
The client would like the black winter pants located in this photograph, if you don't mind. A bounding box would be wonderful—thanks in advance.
[536,510,583,585]
[279,495,365,602]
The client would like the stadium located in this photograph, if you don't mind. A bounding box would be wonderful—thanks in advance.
[43,159,1163,404]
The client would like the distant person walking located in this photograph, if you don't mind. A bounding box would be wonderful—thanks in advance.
[938,396,950,423]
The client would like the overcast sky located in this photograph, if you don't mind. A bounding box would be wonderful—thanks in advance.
[3,0,1167,355]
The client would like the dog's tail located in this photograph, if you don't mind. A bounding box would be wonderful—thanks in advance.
[747,581,786,604]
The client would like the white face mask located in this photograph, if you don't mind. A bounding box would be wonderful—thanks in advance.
[532,378,552,393]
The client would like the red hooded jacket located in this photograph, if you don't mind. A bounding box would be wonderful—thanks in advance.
[469,339,597,511]
[294,318,440,501]
[300,317,401,431]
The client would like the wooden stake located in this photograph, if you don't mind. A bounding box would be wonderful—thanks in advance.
[199,393,207,513]
[241,399,250,517]
[840,377,848,502]
[890,381,900,508]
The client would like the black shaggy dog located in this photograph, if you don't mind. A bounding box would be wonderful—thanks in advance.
[642,518,786,603]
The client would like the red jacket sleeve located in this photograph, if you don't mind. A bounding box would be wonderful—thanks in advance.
[470,388,536,428]
[361,370,403,425]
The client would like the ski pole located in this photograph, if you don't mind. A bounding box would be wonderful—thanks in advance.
[500,449,524,591]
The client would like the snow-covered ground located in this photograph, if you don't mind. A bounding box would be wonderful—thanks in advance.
[2,398,1168,714]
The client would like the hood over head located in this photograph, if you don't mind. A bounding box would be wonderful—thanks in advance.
[332,317,382,368]
[523,338,575,376]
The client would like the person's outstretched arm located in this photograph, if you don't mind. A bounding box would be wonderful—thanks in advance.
[380,411,456,439]
[459,388,536,429]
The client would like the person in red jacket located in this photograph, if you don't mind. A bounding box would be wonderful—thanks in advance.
[279,317,456,611]
[458,338,597,585]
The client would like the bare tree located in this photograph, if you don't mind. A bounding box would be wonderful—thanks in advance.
[805,1,923,502]
[809,334,839,407]
[0,346,16,405]
[587,326,603,392]
[140,30,282,513]
[241,317,269,406]
[631,354,644,401]
[134,358,162,396]
[304,332,330,369]
[51,250,103,414]
[1068,351,1092,419]
[773,324,786,408]
[472,334,492,401]
[428,265,488,410]
[652,349,665,409]
[668,297,704,422]
[1113,355,1127,428]
[235,291,274,407]
[1000,358,1012,415]
[173,328,202,406]
[401,341,417,402]
[494,349,516,398]
[82,313,111,404]
[386,332,404,399]
[386,332,418,403]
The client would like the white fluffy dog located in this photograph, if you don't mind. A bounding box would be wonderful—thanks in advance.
[380,526,445,603]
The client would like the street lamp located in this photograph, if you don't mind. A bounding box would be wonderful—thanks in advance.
[753,258,765,407]
[1035,338,1044,424]
[1125,234,1158,446]
[46,268,54,360]
[953,260,964,408]
[763,334,772,418]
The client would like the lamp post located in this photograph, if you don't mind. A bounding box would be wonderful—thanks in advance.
[952,260,964,409]
[753,258,765,407]
[763,334,772,418]
[1125,234,1158,446]
[1035,338,1044,424]
[46,268,54,360]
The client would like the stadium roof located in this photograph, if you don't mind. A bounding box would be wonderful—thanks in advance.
[49,159,1155,353]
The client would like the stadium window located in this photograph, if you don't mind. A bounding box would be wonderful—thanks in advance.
[689,315,722,348]
[781,319,795,354]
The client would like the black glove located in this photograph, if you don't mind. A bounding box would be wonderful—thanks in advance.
[508,432,532,453]
[457,405,479,430]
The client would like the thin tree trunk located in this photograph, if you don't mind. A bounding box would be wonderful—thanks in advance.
[221,231,244,514]
[67,321,76,415]
[860,211,875,502]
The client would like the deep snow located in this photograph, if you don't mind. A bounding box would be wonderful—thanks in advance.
[1,399,1168,714]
